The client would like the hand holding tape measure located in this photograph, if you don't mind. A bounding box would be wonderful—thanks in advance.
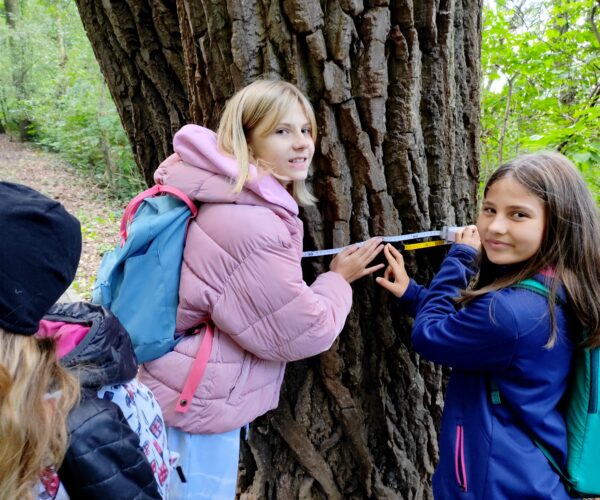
[371,225,481,297]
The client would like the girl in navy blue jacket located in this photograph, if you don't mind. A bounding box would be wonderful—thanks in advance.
[377,152,600,499]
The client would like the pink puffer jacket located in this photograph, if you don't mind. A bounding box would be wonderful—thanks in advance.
[139,125,352,434]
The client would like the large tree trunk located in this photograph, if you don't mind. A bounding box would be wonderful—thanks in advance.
[75,1,482,497]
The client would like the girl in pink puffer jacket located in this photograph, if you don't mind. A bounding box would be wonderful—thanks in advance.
[139,79,383,499]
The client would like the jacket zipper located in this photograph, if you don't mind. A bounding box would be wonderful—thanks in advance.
[455,424,468,491]
[589,348,599,414]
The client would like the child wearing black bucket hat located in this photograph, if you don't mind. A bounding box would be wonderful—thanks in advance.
[0,181,82,334]
[0,182,164,499]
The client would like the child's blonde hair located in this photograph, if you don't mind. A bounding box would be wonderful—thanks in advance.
[0,330,79,499]
[462,151,600,347]
[217,79,317,206]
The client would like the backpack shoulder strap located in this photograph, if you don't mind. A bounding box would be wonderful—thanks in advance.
[490,278,551,402]
[531,436,574,488]
[490,278,557,405]
[175,320,214,414]
[512,278,550,297]
[120,185,198,244]
[489,376,574,488]
[513,278,570,308]
[489,278,576,489]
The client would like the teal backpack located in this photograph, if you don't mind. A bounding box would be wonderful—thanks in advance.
[92,184,198,363]
[491,278,599,497]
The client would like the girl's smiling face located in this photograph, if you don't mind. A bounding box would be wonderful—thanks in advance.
[477,176,546,265]
[247,100,315,186]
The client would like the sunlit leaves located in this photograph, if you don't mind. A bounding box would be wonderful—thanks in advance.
[481,0,599,199]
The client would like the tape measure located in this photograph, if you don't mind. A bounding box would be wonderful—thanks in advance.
[403,239,448,251]
[302,227,462,258]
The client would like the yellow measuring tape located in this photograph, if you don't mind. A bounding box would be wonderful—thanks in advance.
[403,240,449,251]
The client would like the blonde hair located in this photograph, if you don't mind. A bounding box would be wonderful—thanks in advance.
[0,330,79,500]
[217,79,317,206]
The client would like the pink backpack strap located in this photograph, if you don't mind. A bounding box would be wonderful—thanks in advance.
[175,320,214,414]
[120,185,198,245]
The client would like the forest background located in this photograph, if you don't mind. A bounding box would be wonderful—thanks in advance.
[1,0,598,207]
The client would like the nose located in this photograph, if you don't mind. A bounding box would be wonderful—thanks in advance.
[488,214,508,234]
[293,131,310,150]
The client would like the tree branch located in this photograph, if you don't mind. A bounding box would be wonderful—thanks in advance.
[498,75,516,165]
[590,4,600,48]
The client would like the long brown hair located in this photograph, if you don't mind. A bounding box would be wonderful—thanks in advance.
[0,330,79,500]
[460,152,600,347]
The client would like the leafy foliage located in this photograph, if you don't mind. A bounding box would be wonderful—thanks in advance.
[0,0,144,198]
[481,0,600,199]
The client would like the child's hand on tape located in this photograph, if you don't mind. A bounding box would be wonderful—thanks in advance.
[376,244,411,298]
[454,225,481,251]
[329,237,384,283]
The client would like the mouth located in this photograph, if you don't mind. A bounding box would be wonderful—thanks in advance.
[288,157,309,169]
[485,239,511,249]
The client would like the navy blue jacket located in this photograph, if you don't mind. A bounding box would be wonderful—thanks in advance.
[398,244,576,499]
[45,302,161,499]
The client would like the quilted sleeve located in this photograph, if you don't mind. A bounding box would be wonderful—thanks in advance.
[211,242,353,362]
[59,394,161,500]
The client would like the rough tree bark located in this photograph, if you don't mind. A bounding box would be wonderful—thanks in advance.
[74,1,482,498]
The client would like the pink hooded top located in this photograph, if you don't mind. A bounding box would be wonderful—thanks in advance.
[138,125,352,434]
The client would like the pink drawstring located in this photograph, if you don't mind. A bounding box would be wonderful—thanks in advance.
[460,427,468,491]
[455,425,462,486]
[454,425,468,491]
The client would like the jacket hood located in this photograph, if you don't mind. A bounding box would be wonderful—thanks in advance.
[154,124,299,216]
[41,302,137,389]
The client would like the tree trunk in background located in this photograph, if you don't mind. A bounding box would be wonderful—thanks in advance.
[75,1,482,497]
[5,0,31,139]
[73,0,189,186]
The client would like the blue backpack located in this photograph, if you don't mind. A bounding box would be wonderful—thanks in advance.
[492,278,600,497]
[92,185,198,363]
